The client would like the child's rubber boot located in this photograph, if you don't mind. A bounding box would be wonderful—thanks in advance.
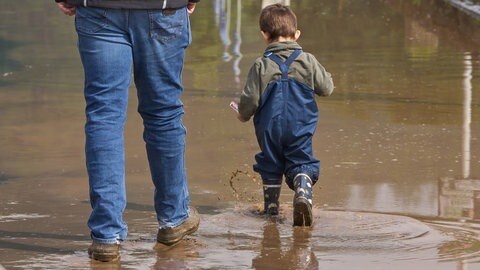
[293,174,313,226]
[263,184,281,216]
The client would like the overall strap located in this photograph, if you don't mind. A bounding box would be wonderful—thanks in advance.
[264,49,302,79]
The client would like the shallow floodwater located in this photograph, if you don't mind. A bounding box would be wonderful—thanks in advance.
[1,0,480,269]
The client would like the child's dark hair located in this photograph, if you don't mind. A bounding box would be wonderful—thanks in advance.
[259,4,297,42]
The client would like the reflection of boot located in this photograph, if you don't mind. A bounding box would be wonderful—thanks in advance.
[293,174,313,226]
[90,256,121,270]
[252,223,282,269]
[263,184,281,216]
[291,227,319,270]
[154,240,199,270]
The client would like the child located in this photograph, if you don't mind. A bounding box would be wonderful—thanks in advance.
[235,4,334,226]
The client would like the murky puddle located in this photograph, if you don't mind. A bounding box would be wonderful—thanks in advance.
[1,0,480,269]
[2,205,479,269]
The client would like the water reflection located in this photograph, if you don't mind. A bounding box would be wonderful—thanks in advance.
[405,20,439,60]
[0,172,9,184]
[463,52,473,179]
[252,224,318,270]
[214,0,243,84]
[90,260,120,270]
[154,241,199,270]
[1,0,480,269]
[433,220,480,268]
[212,0,292,85]
[438,177,480,221]
[436,47,478,223]
[262,0,291,9]
[0,37,23,87]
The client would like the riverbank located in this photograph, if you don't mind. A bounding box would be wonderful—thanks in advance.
[445,0,480,19]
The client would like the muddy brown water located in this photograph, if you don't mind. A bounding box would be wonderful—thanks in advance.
[1,0,480,269]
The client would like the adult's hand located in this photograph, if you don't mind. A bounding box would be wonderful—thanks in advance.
[187,3,196,15]
[56,2,76,16]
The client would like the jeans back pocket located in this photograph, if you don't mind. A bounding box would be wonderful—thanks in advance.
[75,7,108,34]
[149,9,187,43]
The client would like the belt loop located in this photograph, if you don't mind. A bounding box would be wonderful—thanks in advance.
[162,0,168,9]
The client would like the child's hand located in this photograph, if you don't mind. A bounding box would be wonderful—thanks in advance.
[230,101,247,122]
[229,101,239,113]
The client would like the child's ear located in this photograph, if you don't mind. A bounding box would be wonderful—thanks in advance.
[294,30,301,40]
[261,31,271,42]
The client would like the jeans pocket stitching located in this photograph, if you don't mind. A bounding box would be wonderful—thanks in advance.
[149,10,185,42]
[75,8,108,34]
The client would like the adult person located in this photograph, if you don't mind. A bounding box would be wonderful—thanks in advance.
[55,0,200,262]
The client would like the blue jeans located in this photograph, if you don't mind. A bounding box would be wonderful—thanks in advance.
[75,6,191,244]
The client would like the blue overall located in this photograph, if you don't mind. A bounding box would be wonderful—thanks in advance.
[253,50,320,191]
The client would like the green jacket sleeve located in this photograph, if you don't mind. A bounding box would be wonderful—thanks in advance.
[238,61,261,122]
[310,54,334,96]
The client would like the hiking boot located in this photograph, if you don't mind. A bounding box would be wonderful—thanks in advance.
[293,174,313,227]
[88,241,120,262]
[263,184,281,216]
[157,207,200,246]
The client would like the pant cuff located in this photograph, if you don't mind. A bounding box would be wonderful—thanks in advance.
[285,165,319,190]
[90,233,124,244]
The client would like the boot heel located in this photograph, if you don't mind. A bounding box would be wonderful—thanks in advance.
[293,174,313,227]
[263,184,281,216]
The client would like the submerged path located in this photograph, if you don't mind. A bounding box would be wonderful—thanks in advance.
[3,205,480,269]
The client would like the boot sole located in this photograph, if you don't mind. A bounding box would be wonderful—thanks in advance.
[293,197,312,227]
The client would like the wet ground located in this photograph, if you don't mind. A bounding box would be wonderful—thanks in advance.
[1,0,480,269]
